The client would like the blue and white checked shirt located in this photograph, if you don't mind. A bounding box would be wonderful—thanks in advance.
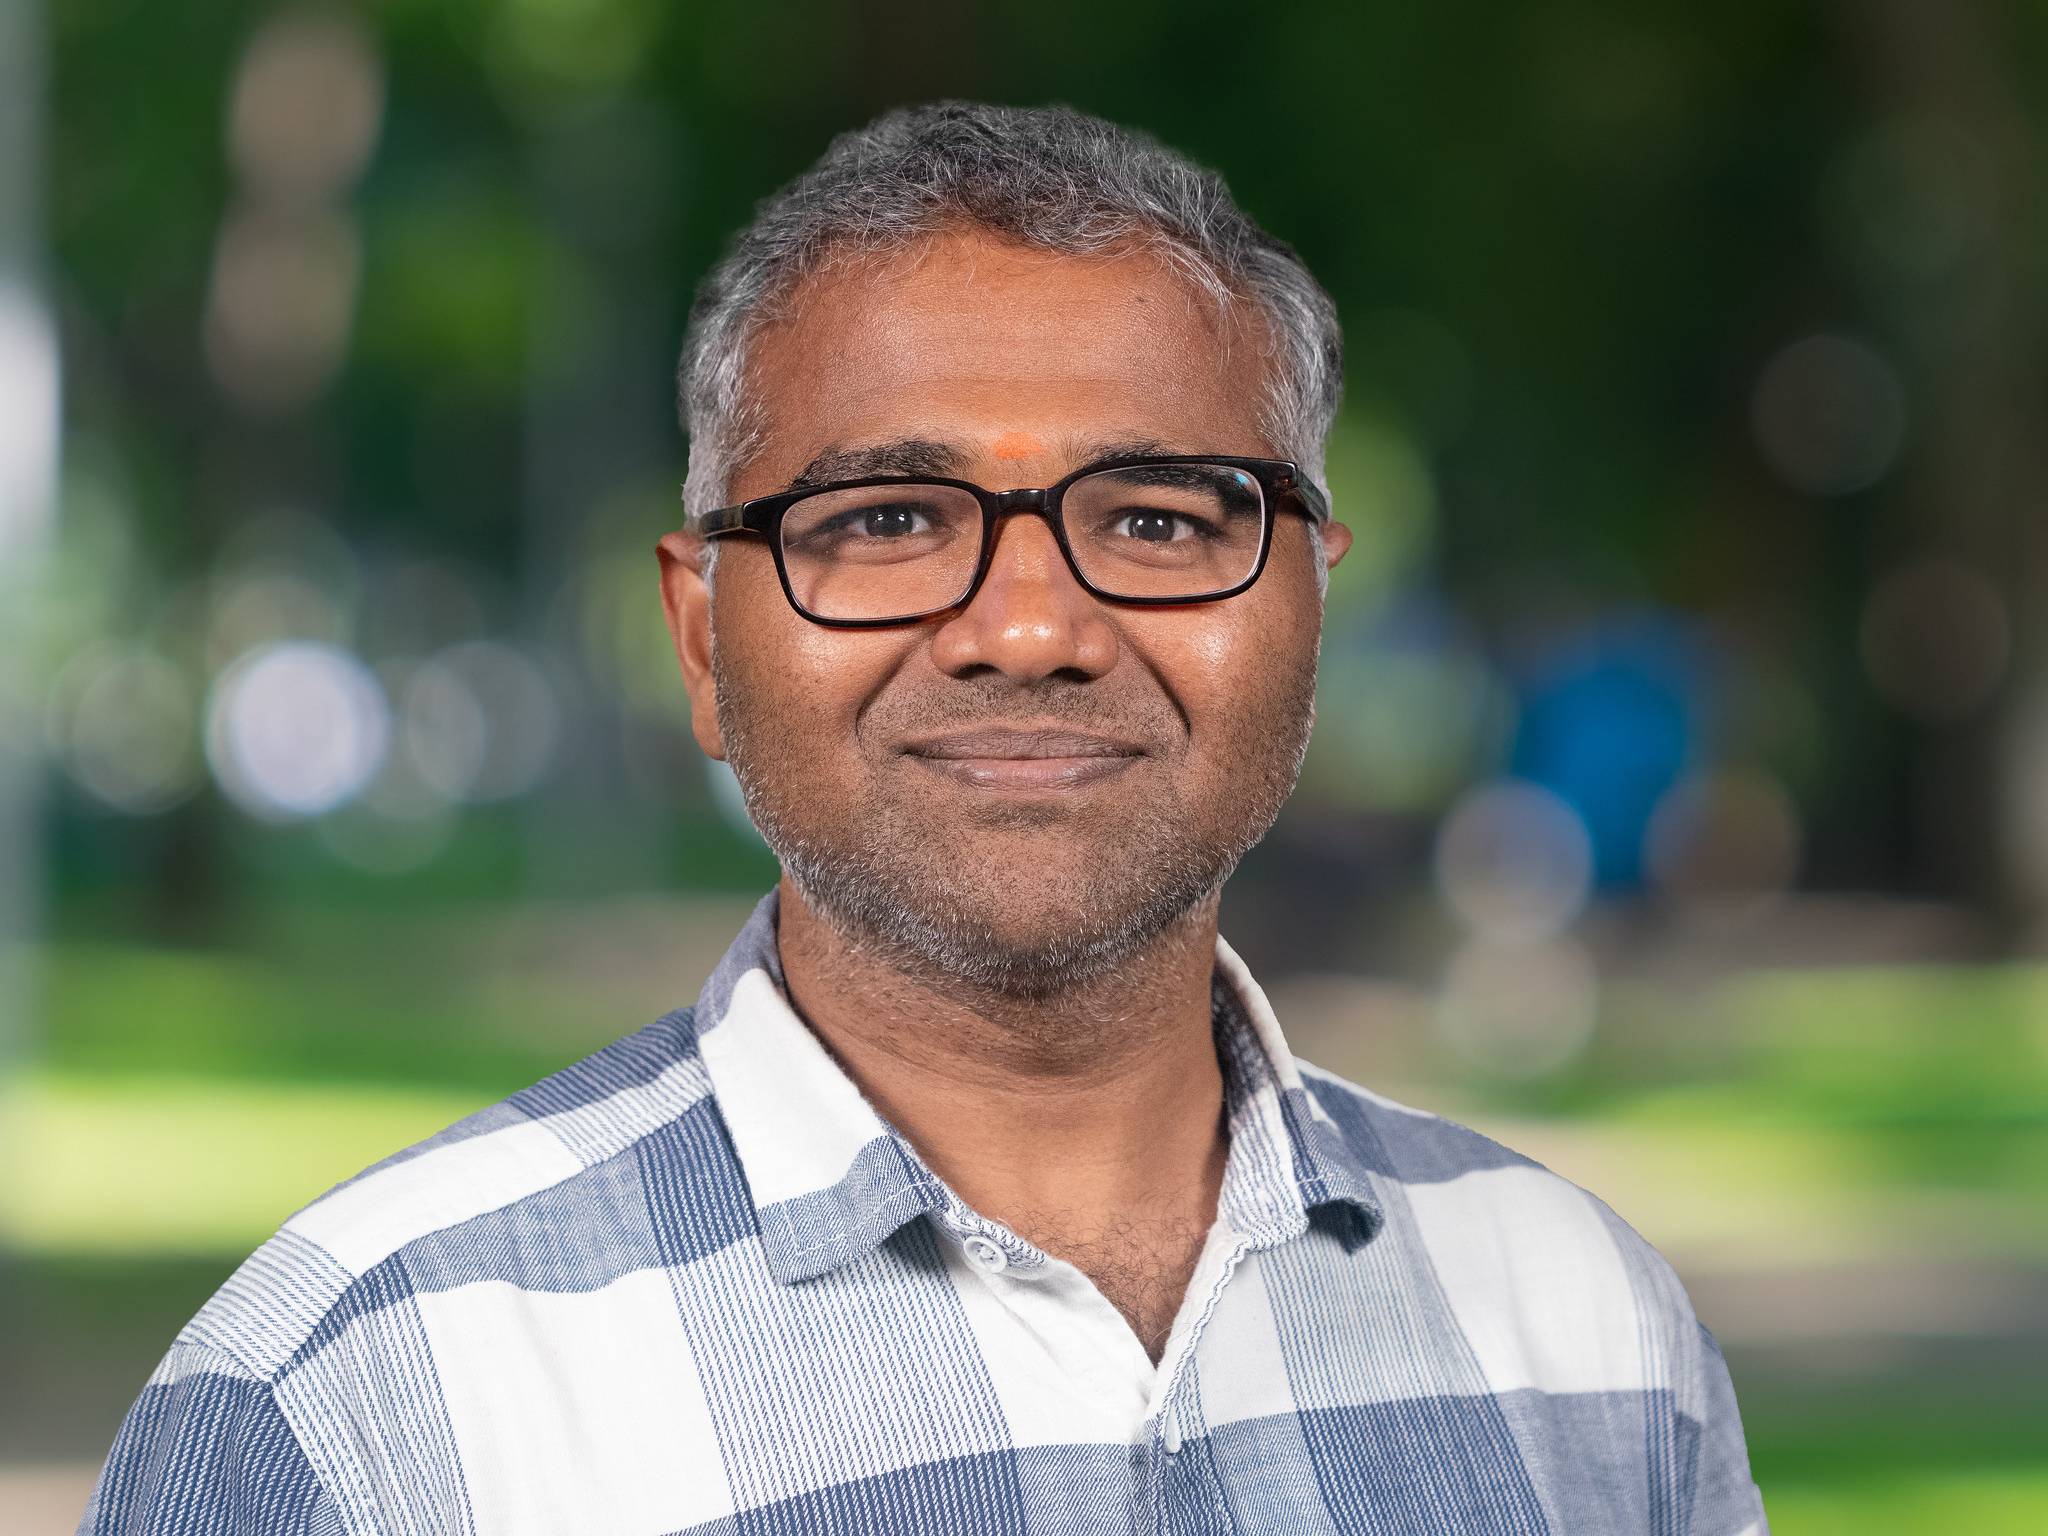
[85,891,1768,1534]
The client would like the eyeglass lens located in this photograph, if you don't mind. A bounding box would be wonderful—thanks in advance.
[776,463,1267,622]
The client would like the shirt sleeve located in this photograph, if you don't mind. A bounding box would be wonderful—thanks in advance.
[79,1346,343,1536]
[1687,1321,1770,1536]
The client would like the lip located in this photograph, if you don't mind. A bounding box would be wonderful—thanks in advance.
[901,726,1146,790]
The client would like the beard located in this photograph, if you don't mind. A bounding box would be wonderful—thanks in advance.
[711,653,1318,1002]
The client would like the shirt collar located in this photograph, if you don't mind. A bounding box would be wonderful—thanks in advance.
[690,889,1382,1285]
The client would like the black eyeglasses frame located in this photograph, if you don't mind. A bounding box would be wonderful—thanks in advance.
[690,453,1331,629]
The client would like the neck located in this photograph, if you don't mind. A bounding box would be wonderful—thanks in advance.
[773,875,1230,1356]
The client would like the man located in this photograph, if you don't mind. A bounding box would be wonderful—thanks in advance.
[84,102,1767,1534]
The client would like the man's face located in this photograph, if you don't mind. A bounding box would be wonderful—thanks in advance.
[660,229,1350,997]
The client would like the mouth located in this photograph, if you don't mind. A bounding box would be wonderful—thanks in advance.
[900,726,1147,791]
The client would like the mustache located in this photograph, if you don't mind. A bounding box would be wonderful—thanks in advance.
[862,677,1184,747]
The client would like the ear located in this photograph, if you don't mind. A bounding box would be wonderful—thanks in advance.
[1320,519,1354,569]
[656,531,726,760]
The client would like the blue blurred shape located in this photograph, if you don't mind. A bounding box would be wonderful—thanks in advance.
[1508,615,1701,888]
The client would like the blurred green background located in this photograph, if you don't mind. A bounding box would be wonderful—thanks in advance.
[4,1,2047,1530]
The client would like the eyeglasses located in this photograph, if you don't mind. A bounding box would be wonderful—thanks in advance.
[692,454,1330,627]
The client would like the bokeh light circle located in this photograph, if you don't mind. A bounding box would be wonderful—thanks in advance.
[229,10,384,200]
[205,640,390,820]
[1437,935,1600,1079]
[53,648,203,814]
[1434,778,1596,941]
[404,641,561,803]
[1750,334,1907,496]
[1644,767,1803,915]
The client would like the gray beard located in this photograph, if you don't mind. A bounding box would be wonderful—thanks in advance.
[711,661,1316,1003]
[759,795,1244,1001]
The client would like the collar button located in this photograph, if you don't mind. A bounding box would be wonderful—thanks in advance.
[962,1235,1009,1273]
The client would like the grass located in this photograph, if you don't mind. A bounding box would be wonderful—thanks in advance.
[23,942,607,1094]
[0,1071,490,1256]
[1764,1470,2048,1533]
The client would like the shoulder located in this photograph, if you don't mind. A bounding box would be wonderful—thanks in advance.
[1296,1058,1715,1404]
[177,1006,718,1384]
[94,1008,749,1532]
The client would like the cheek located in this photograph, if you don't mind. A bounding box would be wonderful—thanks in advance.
[1134,612,1286,747]
[1176,619,1246,690]
[1128,579,1322,768]
[714,561,904,753]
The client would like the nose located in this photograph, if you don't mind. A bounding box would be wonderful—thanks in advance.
[927,511,1118,683]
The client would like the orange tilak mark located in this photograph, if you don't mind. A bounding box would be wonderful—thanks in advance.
[990,431,1044,461]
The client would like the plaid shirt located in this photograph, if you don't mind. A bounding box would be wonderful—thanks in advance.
[84,891,1768,1534]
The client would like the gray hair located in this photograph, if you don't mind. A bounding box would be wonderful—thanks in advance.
[678,100,1343,579]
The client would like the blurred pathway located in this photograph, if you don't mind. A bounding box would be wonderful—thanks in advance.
[2,1465,92,1535]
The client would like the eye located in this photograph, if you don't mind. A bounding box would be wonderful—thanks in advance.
[851,503,934,538]
[1113,508,1207,542]
[805,501,941,544]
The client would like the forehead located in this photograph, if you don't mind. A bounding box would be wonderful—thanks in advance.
[733,229,1272,492]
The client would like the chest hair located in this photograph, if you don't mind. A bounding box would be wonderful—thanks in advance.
[1012,1209,1215,1363]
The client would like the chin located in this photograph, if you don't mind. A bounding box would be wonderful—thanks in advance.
[789,847,1226,1000]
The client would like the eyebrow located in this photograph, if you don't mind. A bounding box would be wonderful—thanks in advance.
[784,434,1182,492]
[787,439,969,490]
